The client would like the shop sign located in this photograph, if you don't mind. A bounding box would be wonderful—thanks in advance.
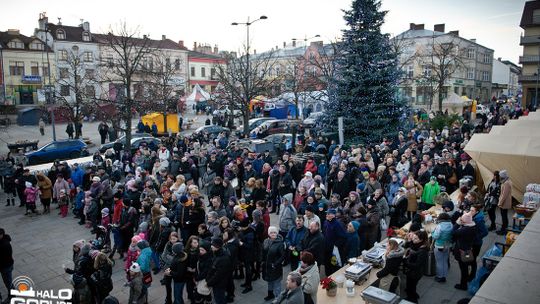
[21,75,42,83]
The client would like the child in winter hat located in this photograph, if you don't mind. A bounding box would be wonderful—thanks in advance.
[125,235,142,281]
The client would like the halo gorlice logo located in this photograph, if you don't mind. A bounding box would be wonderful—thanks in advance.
[10,276,73,304]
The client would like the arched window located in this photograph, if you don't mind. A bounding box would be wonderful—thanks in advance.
[56,29,66,40]
[82,31,90,42]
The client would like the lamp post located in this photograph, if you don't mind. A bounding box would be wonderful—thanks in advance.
[39,22,57,141]
[231,15,267,131]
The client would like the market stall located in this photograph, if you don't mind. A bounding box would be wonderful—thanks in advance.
[141,112,179,133]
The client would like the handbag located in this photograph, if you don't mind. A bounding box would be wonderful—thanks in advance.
[142,272,152,285]
[459,249,475,263]
[449,172,458,184]
[380,218,388,231]
[196,279,212,296]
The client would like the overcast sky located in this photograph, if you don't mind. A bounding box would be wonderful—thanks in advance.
[0,0,526,63]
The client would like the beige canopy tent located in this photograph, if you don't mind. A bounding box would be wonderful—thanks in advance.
[441,93,472,115]
[464,120,540,202]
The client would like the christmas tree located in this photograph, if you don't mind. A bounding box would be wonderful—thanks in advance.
[322,0,407,145]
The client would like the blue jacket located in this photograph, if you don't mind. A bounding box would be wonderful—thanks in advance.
[75,191,85,210]
[317,163,328,179]
[137,247,153,273]
[346,232,360,259]
[286,226,307,248]
[432,220,453,248]
[323,218,347,250]
[71,167,84,187]
[473,212,488,246]
[252,158,264,174]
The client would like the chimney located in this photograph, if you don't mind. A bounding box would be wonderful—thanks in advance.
[193,42,197,50]
[498,57,502,61]
[57,17,62,25]
[82,21,90,32]
[414,24,424,30]
[449,30,459,36]
[143,34,148,39]
[310,41,323,47]
[162,35,166,40]
[283,41,286,48]
[7,29,20,35]
[214,45,218,54]
[434,24,445,33]
[470,38,476,43]
[410,23,416,30]
[254,49,257,54]
[178,40,184,48]
[38,13,48,30]
[292,40,296,47]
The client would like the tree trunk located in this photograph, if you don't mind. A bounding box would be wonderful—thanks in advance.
[125,83,133,152]
[438,85,444,112]
[243,110,250,137]
[163,111,168,136]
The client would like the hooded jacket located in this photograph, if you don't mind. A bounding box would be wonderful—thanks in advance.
[263,234,286,282]
[36,173,53,199]
[421,181,441,205]
[432,220,453,248]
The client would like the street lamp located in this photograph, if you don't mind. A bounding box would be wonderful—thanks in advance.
[231,15,268,131]
[291,34,321,48]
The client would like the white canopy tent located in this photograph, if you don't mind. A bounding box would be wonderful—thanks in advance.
[442,92,472,115]
[185,84,211,114]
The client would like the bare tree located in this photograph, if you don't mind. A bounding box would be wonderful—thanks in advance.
[417,37,465,111]
[94,22,153,151]
[54,47,96,135]
[143,51,185,133]
[304,41,340,112]
[214,48,280,134]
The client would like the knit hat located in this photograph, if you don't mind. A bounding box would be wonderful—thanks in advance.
[172,242,184,255]
[357,183,366,192]
[282,193,293,203]
[499,170,508,181]
[305,172,312,177]
[80,243,92,256]
[137,240,149,250]
[326,208,337,215]
[442,200,454,211]
[25,181,32,188]
[129,262,141,273]
[211,237,223,248]
[159,217,171,227]
[229,196,238,204]
[252,209,262,220]
[73,239,86,249]
[305,205,315,213]
[138,221,149,233]
[131,235,142,244]
[200,240,211,252]
[92,176,101,183]
[349,191,359,198]
[459,212,475,227]
[101,208,109,215]
[350,221,360,232]
[314,188,323,195]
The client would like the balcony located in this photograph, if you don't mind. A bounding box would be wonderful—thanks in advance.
[519,74,540,83]
[519,55,540,64]
[520,36,540,45]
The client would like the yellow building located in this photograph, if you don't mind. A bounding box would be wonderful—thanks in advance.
[1,29,54,105]
[519,0,540,109]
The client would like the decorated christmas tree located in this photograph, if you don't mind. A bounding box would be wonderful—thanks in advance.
[322,0,407,145]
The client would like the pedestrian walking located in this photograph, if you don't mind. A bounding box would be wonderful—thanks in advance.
[496,170,512,235]
[99,122,109,144]
[0,228,14,302]
[66,122,75,139]
[39,118,45,136]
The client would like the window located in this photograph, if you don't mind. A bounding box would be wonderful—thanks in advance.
[201,67,206,78]
[106,56,114,67]
[56,29,66,40]
[467,48,475,59]
[148,58,153,71]
[407,65,414,78]
[483,53,491,64]
[85,69,95,79]
[8,39,24,49]
[30,42,44,50]
[83,52,93,62]
[42,64,49,77]
[59,50,68,61]
[533,9,540,24]
[211,68,216,79]
[60,85,70,96]
[312,66,317,77]
[9,61,24,75]
[482,71,489,81]
[422,65,431,77]
[175,59,181,70]
[275,66,280,76]
[191,67,195,77]
[166,58,171,70]
[467,68,475,79]
[60,68,69,79]
[85,85,95,97]
[31,62,39,75]
[82,31,90,42]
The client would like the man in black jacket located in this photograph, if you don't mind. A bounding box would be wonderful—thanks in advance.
[300,221,324,267]
[206,237,232,304]
[0,228,14,301]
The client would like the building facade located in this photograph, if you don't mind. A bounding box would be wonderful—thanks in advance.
[34,14,101,107]
[395,23,493,109]
[492,58,521,98]
[518,0,540,108]
[188,42,226,93]
[0,29,54,105]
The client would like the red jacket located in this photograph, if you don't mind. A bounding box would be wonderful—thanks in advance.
[112,199,124,224]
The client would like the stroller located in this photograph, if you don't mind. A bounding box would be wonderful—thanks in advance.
[91,225,112,254]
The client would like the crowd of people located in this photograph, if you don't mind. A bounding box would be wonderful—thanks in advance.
[0,104,524,304]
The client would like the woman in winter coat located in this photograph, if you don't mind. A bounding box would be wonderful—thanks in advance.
[404,173,423,220]
[431,212,453,282]
[403,230,429,303]
[263,226,286,302]
[484,171,500,231]
[452,212,477,291]
[375,239,404,293]
[296,251,319,304]
[389,187,408,228]
[165,242,189,304]
[470,205,488,283]
[385,174,402,206]
[184,236,200,303]
[161,232,180,304]
[36,173,52,214]
[92,252,114,303]
[194,240,213,304]
[364,200,381,250]
[496,170,512,235]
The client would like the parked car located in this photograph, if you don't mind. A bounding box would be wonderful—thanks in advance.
[303,112,324,127]
[25,139,87,165]
[263,133,301,148]
[257,119,303,138]
[249,117,275,131]
[193,125,231,138]
[129,137,161,152]
[99,133,153,153]
[475,105,490,117]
